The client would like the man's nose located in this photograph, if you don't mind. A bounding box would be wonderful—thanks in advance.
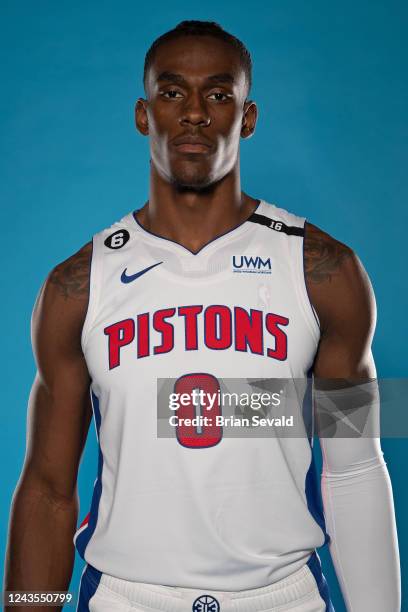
[179,92,211,127]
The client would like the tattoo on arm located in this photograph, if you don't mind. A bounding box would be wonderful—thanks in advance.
[49,243,92,300]
[304,224,352,284]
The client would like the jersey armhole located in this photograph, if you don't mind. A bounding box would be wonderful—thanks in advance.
[81,233,103,354]
[292,219,321,344]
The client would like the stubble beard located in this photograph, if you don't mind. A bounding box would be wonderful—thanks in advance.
[170,162,216,192]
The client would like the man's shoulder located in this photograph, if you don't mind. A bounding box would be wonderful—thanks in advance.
[304,221,354,284]
[47,241,93,302]
[31,241,93,358]
[33,241,92,334]
[46,208,135,295]
[304,222,375,335]
[43,206,136,299]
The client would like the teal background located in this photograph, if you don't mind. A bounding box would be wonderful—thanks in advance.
[1,1,406,610]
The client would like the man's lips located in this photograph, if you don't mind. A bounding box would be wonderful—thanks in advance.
[172,134,213,154]
[174,143,211,153]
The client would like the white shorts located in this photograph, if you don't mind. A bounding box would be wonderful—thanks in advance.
[76,555,333,611]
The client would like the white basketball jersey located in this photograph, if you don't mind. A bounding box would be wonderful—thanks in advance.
[74,199,330,591]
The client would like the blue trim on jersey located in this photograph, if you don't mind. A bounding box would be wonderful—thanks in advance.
[303,371,331,546]
[302,372,334,610]
[76,564,102,611]
[132,200,262,256]
[305,452,330,545]
[75,391,104,559]
[307,551,335,611]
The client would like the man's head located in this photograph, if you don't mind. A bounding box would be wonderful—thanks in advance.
[136,21,257,190]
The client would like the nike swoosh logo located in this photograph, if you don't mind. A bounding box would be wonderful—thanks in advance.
[121,261,163,283]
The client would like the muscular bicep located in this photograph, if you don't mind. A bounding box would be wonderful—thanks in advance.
[305,223,377,381]
[20,243,93,502]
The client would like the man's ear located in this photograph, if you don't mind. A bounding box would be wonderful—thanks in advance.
[135,98,149,136]
[241,100,258,139]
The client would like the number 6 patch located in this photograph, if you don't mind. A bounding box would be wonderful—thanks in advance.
[104,229,130,249]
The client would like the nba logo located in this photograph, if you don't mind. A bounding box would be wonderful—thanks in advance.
[192,594,220,612]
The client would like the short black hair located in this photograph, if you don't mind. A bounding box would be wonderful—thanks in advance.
[143,20,252,96]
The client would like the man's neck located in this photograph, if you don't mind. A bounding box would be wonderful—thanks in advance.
[135,166,259,253]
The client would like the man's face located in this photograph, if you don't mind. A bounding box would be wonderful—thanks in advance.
[136,36,256,189]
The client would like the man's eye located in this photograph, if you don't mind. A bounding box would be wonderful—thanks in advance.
[161,90,183,99]
[208,92,230,101]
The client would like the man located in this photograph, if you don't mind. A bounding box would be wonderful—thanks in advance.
[4,20,400,612]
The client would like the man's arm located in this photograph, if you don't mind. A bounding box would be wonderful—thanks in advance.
[305,223,401,611]
[3,242,93,611]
